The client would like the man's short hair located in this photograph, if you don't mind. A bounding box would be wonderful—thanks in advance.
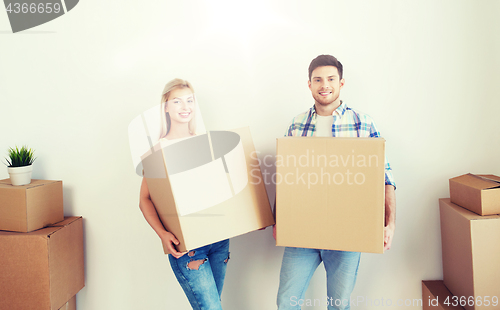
[308,55,343,81]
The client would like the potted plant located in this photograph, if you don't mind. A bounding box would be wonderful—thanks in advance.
[4,146,36,186]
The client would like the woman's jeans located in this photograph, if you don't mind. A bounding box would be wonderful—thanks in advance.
[169,239,230,310]
[277,247,361,310]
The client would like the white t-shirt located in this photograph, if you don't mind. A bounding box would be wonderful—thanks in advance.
[315,112,336,137]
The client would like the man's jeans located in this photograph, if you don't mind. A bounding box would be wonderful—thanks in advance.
[169,239,230,310]
[277,247,361,310]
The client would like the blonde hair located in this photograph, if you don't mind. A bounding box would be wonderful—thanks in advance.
[159,78,196,138]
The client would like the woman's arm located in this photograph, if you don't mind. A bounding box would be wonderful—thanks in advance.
[383,184,396,251]
[139,177,185,258]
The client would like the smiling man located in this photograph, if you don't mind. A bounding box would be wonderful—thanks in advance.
[274,55,396,310]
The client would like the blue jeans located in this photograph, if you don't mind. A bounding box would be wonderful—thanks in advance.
[277,247,361,310]
[169,239,230,310]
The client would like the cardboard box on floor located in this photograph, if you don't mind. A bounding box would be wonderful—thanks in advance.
[0,179,64,232]
[439,199,500,310]
[422,280,465,310]
[144,127,275,253]
[276,137,386,253]
[0,217,85,310]
[449,174,500,216]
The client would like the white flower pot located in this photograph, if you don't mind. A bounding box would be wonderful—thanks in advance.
[8,165,33,186]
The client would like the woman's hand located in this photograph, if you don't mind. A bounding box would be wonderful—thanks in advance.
[160,230,186,259]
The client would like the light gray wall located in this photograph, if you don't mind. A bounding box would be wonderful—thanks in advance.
[1,1,499,309]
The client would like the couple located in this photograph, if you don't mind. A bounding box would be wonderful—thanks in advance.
[138,54,397,310]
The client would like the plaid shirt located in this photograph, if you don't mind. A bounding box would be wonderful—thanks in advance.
[286,101,396,188]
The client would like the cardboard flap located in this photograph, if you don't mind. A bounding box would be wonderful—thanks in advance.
[50,217,82,228]
[422,280,465,310]
[58,296,76,310]
[30,227,61,237]
[0,227,59,237]
[478,174,500,182]
[441,199,500,221]
[0,179,60,189]
[476,174,500,188]
[456,173,500,190]
[45,217,82,238]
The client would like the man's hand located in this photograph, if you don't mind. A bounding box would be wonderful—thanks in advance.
[160,231,186,259]
[384,223,395,251]
[273,224,277,240]
[384,185,396,252]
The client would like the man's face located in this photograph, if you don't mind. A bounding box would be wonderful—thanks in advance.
[308,66,345,108]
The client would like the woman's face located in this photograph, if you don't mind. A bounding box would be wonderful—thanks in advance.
[165,87,195,125]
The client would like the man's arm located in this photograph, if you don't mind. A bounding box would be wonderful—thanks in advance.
[139,178,185,258]
[384,184,396,251]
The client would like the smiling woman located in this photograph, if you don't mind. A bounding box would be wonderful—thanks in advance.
[160,79,197,140]
[138,78,231,310]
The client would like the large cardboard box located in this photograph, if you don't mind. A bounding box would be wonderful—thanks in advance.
[449,174,500,216]
[422,280,465,309]
[276,137,385,253]
[144,127,275,253]
[0,179,64,232]
[439,199,500,310]
[0,217,85,310]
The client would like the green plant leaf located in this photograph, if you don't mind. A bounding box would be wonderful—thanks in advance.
[4,145,36,167]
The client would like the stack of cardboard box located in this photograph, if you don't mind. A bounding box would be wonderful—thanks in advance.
[0,179,84,310]
[422,174,500,310]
